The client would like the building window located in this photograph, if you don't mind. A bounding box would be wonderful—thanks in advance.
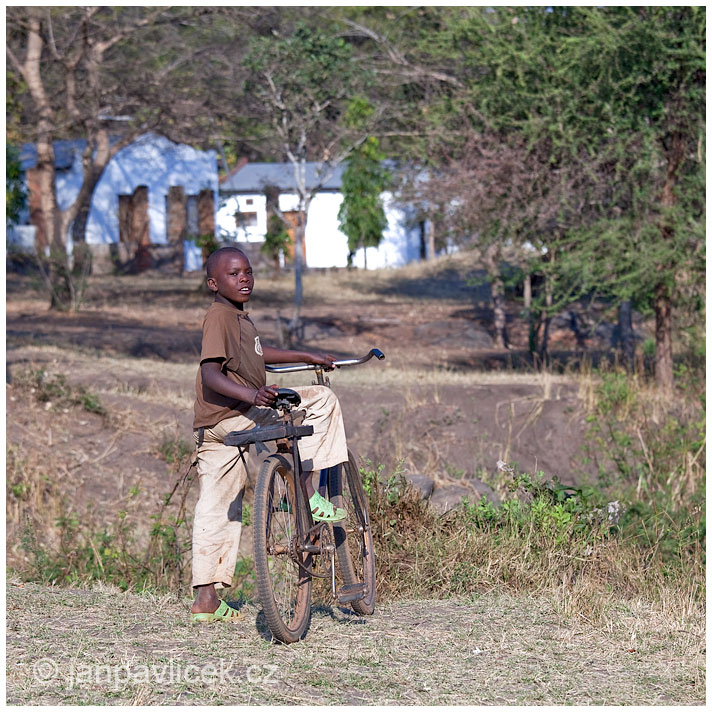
[236,211,258,228]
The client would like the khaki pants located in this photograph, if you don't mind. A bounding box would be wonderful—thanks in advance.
[191,385,348,589]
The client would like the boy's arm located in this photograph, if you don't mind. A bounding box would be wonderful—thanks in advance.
[201,359,278,406]
[262,345,337,368]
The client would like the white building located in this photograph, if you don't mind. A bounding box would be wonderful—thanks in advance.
[11,141,435,272]
[218,162,430,270]
[13,133,218,272]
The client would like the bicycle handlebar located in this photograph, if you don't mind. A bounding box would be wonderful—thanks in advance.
[265,348,385,374]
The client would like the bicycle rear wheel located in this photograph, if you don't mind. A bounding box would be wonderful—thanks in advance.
[253,454,312,642]
[328,450,376,615]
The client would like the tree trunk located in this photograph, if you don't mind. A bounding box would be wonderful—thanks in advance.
[617,299,635,371]
[653,135,684,392]
[523,271,539,356]
[24,13,60,252]
[654,284,674,393]
[523,272,532,310]
[483,246,507,349]
[71,202,90,246]
[535,274,553,366]
[491,275,508,349]
[19,13,96,312]
[426,213,435,260]
[289,210,306,343]
[294,215,304,310]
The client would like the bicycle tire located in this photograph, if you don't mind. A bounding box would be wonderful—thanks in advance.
[253,454,312,643]
[328,450,376,615]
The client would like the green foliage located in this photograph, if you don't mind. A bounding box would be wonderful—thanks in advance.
[260,215,291,264]
[192,232,220,257]
[243,22,365,161]
[642,338,656,358]
[584,371,705,499]
[367,452,703,605]
[157,433,193,464]
[359,459,384,498]
[360,458,407,505]
[579,370,705,573]
[80,392,106,416]
[399,6,704,379]
[338,136,389,266]
[344,95,376,130]
[241,501,252,528]
[6,143,26,225]
[18,368,106,416]
[16,461,197,593]
[228,555,256,601]
[453,466,615,549]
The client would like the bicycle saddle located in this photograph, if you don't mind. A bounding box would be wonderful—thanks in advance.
[271,388,301,410]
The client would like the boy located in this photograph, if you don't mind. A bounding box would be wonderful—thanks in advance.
[191,246,347,622]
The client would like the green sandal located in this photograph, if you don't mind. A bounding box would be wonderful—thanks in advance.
[191,599,244,623]
[309,491,346,522]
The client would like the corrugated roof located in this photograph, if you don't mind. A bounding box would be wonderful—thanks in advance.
[220,162,345,193]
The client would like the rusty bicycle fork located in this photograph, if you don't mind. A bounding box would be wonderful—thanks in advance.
[276,404,336,584]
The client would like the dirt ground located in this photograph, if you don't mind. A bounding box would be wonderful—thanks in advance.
[6,582,704,705]
[5,262,703,706]
[6,261,605,569]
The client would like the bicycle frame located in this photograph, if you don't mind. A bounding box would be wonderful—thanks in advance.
[281,407,324,571]
[267,406,353,586]
[265,349,384,576]
[245,349,383,639]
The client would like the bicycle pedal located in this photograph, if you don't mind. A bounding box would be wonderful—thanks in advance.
[336,583,366,603]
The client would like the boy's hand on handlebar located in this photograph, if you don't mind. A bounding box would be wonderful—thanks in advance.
[253,384,279,406]
[305,351,338,370]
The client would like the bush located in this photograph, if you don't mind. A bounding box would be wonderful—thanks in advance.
[16,368,107,416]
[364,454,704,618]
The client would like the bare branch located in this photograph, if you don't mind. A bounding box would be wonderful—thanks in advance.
[341,17,463,88]
[45,9,62,61]
[5,45,26,80]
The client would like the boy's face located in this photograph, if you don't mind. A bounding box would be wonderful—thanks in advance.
[207,251,254,308]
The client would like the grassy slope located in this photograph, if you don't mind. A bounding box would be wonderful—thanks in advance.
[6,582,704,705]
[6,262,705,705]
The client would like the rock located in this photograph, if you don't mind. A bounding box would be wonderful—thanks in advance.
[428,479,499,514]
[405,474,435,499]
[428,484,471,514]
[471,478,500,505]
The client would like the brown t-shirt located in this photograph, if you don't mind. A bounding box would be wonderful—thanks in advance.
[193,302,266,428]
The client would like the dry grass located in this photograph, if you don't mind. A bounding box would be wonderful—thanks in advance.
[7,264,705,705]
[249,250,483,306]
[368,477,703,608]
[5,582,704,705]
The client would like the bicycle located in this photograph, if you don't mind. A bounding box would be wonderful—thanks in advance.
[223,348,384,643]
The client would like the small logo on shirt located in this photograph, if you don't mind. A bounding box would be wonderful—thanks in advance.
[254,336,263,356]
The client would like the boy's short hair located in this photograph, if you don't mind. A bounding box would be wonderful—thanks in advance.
[205,246,249,278]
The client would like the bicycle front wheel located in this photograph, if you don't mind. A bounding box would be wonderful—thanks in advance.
[328,450,376,615]
[253,454,312,643]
